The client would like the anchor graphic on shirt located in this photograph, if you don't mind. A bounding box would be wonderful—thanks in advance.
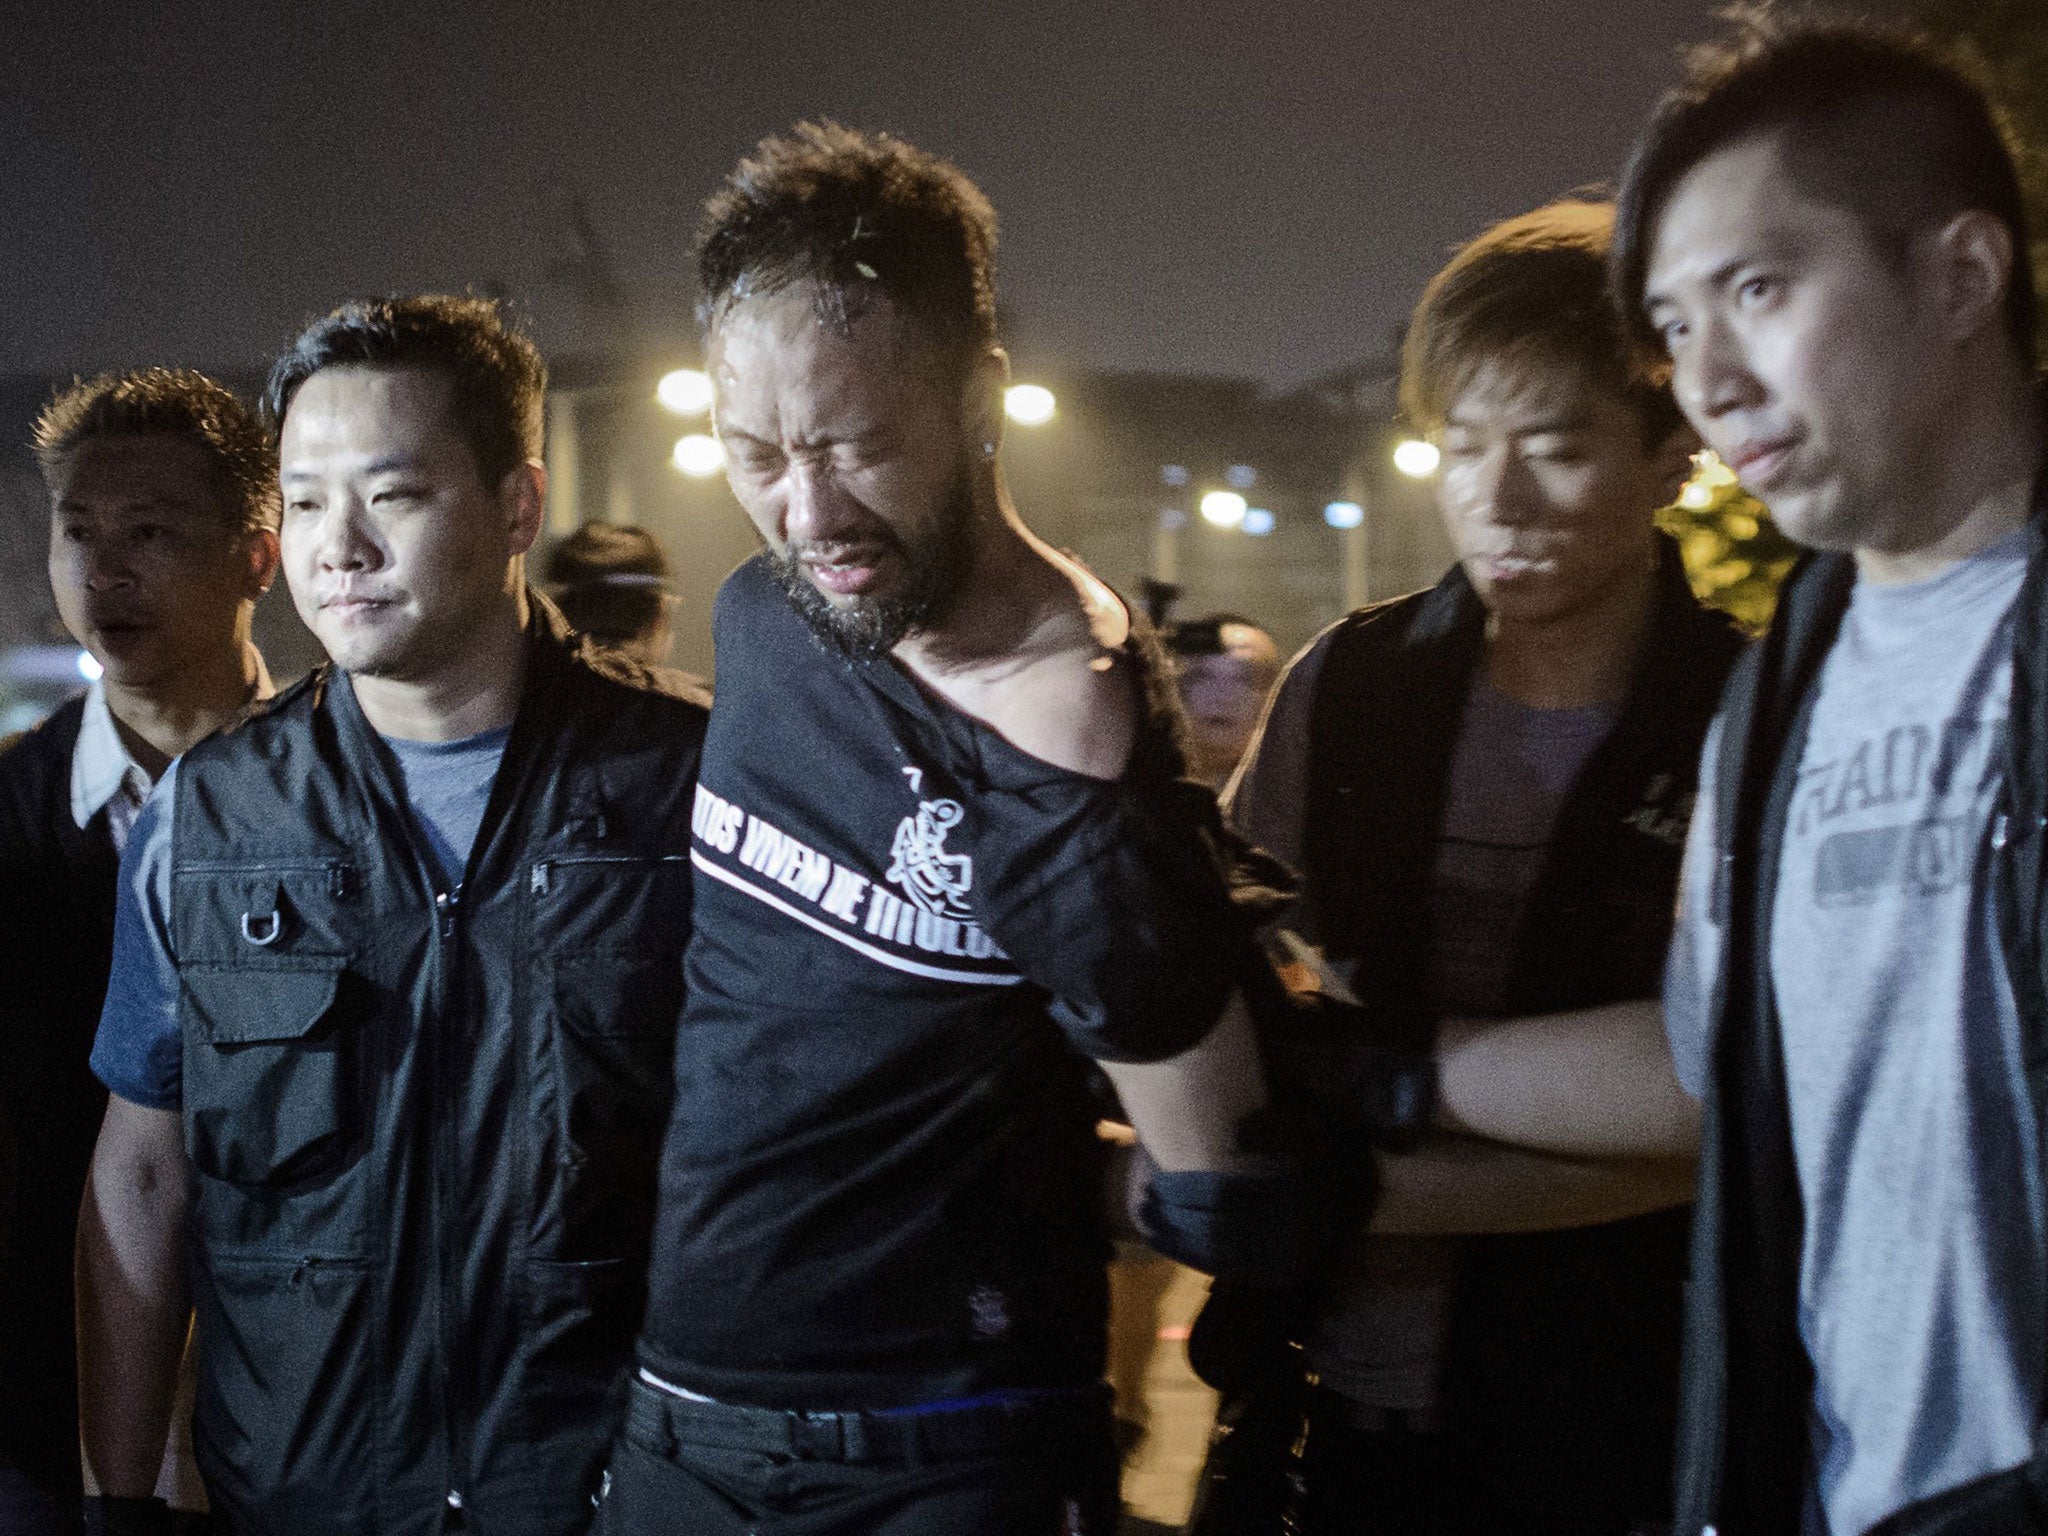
[886,798,976,920]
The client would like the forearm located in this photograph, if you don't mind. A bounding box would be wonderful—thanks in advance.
[1370,1130,1696,1235]
[77,1107,192,1498]
[1097,990,1266,1173]
[1434,999,1701,1158]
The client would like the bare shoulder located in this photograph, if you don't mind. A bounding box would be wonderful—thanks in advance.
[951,555,1138,780]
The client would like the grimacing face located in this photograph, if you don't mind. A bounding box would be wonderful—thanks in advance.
[48,434,273,693]
[279,367,534,682]
[709,285,978,659]
[1643,130,1958,555]
[1434,356,1678,626]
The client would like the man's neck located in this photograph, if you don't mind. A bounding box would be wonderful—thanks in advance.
[1484,548,1658,711]
[892,486,1113,686]
[105,639,269,779]
[351,593,531,743]
[1856,383,2044,587]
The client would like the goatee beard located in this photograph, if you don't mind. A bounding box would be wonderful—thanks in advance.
[767,467,975,663]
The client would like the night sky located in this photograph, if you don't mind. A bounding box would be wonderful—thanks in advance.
[4,0,1723,387]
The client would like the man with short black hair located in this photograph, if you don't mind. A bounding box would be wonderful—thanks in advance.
[1167,613,1281,789]
[77,298,710,1536]
[1619,14,2048,1532]
[1215,197,1737,1534]
[0,368,279,1533]
[601,123,1277,1536]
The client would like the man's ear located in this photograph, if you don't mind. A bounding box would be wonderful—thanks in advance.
[1925,209,2016,347]
[243,527,281,601]
[499,460,548,557]
[962,348,1012,460]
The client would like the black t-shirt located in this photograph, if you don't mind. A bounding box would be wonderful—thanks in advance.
[640,556,1241,1408]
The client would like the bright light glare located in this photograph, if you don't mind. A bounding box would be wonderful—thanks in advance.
[1678,480,1716,510]
[1242,508,1275,536]
[1393,439,1441,478]
[657,369,713,416]
[1323,500,1365,530]
[76,651,103,682]
[672,434,726,477]
[1004,384,1057,425]
[1199,490,1248,528]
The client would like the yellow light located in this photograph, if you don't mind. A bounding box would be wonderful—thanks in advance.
[1199,490,1248,528]
[672,434,725,477]
[1392,439,1441,478]
[657,369,713,416]
[1005,384,1056,425]
[1678,480,1716,510]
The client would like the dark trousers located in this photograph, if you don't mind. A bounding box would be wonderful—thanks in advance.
[596,1378,1121,1536]
[1297,1402,1454,1536]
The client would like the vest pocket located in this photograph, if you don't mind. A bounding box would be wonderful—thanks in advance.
[540,954,680,1255]
[182,961,351,1185]
[191,1248,376,1531]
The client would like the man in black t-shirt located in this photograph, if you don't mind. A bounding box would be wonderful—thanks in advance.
[600,124,1272,1536]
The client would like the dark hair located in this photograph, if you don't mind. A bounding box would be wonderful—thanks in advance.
[1166,612,1263,657]
[697,121,1000,379]
[544,522,670,647]
[33,368,279,537]
[1613,8,2035,365]
[1402,199,1686,446]
[265,295,546,487]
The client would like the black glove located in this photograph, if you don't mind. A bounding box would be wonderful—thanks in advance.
[82,1495,176,1536]
[1136,1159,1315,1285]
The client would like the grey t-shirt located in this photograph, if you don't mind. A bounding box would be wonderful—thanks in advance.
[91,725,511,1110]
[1231,636,1613,1410]
[1666,530,2045,1534]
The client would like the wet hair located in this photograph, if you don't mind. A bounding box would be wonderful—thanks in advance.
[33,367,280,536]
[1613,7,2035,366]
[697,121,1000,382]
[265,295,547,487]
[544,522,671,648]
[1402,199,1685,446]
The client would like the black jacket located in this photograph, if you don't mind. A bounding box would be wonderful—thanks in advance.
[1680,503,2048,1535]
[167,602,707,1535]
[1300,542,1743,1529]
[0,695,117,1509]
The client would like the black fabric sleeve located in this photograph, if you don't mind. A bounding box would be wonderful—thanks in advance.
[973,770,1293,1063]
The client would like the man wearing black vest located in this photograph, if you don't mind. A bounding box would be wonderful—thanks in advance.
[598,124,1282,1536]
[1222,200,1740,1533]
[1617,17,2048,1534]
[0,370,279,1534]
[76,297,710,1536]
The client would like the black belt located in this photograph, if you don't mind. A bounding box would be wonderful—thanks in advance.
[627,1377,1106,1465]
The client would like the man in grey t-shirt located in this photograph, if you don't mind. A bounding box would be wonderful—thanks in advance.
[1667,538,2045,1534]
[1622,13,2048,1530]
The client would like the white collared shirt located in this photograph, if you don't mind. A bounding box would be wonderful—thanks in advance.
[70,681,155,854]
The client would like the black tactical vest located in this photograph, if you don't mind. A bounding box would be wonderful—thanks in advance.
[169,604,707,1536]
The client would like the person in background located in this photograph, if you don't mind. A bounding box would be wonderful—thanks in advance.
[74,298,710,1536]
[545,521,681,667]
[0,369,279,1536]
[1167,614,1281,790]
[1620,14,2048,1532]
[1213,198,1739,1534]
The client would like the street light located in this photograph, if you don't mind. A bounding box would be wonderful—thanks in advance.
[1004,384,1056,425]
[657,369,713,416]
[1323,500,1365,530]
[1393,439,1441,478]
[1242,508,1275,536]
[672,434,725,477]
[1199,490,1248,528]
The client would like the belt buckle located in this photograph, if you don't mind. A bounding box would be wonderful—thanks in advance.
[789,1411,845,1459]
